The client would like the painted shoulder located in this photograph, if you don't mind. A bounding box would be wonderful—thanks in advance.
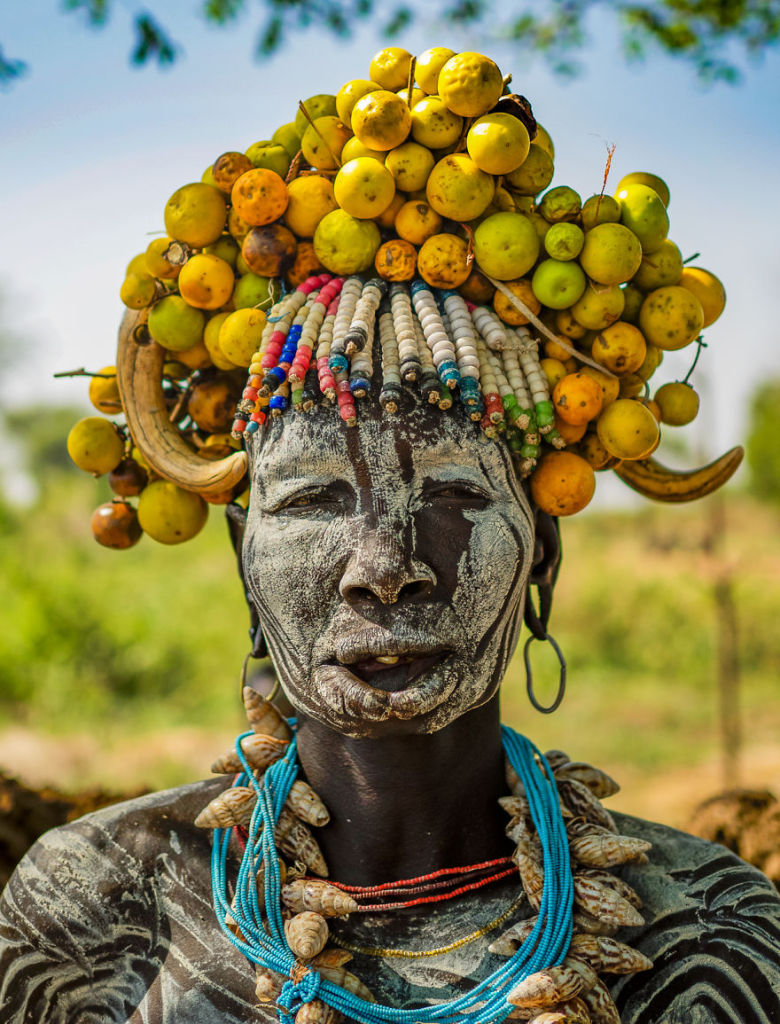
[0,778,265,1024]
[609,811,780,1023]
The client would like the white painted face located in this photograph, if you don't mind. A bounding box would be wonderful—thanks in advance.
[243,404,535,738]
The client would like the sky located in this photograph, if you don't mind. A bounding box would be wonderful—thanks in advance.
[2,2,779,505]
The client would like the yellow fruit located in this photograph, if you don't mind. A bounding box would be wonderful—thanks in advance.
[552,372,603,426]
[533,123,555,159]
[164,183,227,247]
[472,211,539,281]
[351,91,411,151]
[212,151,254,192]
[144,237,180,279]
[417,233,471,288]
[284,175,338,237]
[126,253,149,276]
[553,414,587,445]
[531,259,587,310]
[187,377,238,433]
[632,239,683,291]
[88,367,122,415]
[231,168,289,227]
[579,365,620,406]
[503,144,554,196]
[619,373,645,398]
[201,164,218,187]
[374,239,418,281]
[336,78,382,123]
[591,321,647,375]
[137,480,208,545]
[173,339,211,370]
[426,154,494,221]
[579,223,643,286]
[397,87,426,108]
[341,136,385,162]
[580,194,621,232]
[544,337,574,361]
[410,95,463,149]
[120,272,156,309]
[636,342,663,381]
[334,157,396,219]
[621,283,645,324]
[415,46,457,93]
[596,398,660,460]
[228,206,253,242]
[178,254,235,310]
[148,295,205,351]
[616,171,670,208]
[616,183,669,253]
[544,223,585,261]
[654,381,700,426]
[377,191,406,230]
[313,209,381,274]
[578,431,616,470]
[218,307,267,367]
[679,267,726,327]
[67,417,125,476]
[295,94,337,135]
[530,451,595,517]
[555,310,587,340]
[570,283,625,330]
[301,116,351,170]
[438,52,503,118]
[539,186,581,223]
[493,278,540,325]
[639,285,704,350]
[466,113,530,175]
[204,312,238,370]
[539,359,568,392]
[369,47,413,91]
[384,141,434,192]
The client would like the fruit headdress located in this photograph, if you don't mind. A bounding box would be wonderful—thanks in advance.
[65,45,742,549]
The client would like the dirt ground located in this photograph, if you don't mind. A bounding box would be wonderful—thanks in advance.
[1,725,778,831]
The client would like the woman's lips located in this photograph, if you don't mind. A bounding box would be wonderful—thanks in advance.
[346,652,447,691]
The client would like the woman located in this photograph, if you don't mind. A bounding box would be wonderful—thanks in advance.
[1,341,778,1022]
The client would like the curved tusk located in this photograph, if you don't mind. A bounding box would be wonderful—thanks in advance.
[116,309,248,498]
[614,446,744,503]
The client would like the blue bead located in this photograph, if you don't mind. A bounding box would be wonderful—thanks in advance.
[437,359,458,375]
[328,355,348,373]
[269,395,288,411]
[349,377,370,395]
[410,279,429,296]
[245,421,260,434]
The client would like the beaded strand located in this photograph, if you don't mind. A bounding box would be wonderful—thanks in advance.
[513,327,556,436]
[344,279,388,357]
[329,277,363,374]
[389,284,422,384]
[378,305,403,413]
[440,291,482,412]
[413,313,441,406]
[410,279,460,392]
[315,298,340,402]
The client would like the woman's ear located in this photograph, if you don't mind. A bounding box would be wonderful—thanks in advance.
[225,503,267,657]
[525,508,562,639]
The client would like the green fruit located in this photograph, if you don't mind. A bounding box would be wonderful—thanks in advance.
[313,209,381,274]
[272,122,303,160]
[616,171,670,207]
[67,417,124,476]
[503,144,554,196]
[539,185,581,223]
[544,223,585,261]
[295,94,338,135]
[203,234,240,268]
[579,223,642,286]
[620,283,645,324]
[580,194,621,231]
[616,183,669,254]
[654,381,699,425]
[148,295,205,351]
[120,272,156,309]
[233,272,274,310]
[531,258,587,309]
[245,140,291,178]
[632,239,683,291]
[570,283,625,330]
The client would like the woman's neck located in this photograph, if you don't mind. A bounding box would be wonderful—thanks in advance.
[295,695,509,885]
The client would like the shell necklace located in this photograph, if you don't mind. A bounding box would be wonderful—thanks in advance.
[196,690,654,1024]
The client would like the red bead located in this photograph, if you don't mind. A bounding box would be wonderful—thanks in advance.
[243,387,259,401]
[232,419,247,433]
[250,410,266,424]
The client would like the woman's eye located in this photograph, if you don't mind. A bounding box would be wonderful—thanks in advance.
[425,484,490,506]
[274,488,345,514]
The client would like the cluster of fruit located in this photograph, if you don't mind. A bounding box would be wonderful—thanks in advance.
[66,45,726,547]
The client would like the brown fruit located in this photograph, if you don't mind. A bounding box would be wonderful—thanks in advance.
[91,500,143,549]
[242,225,298,277]
[108,457,148,497]
[187,377,240,433]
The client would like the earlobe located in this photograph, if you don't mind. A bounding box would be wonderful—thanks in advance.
[525,509,562,640]
[226,502,268,658]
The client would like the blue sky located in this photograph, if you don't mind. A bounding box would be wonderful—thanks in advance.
[2,2,779,494]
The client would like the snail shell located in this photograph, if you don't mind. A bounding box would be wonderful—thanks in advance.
[504,759,525,797]
[556,996,592,1022]
[314,966,375,1003]
[312,947,353,969]
[554,762,619,800]
[210,733,289,774]
[275,807,328,877]
[514,844,544,911]
[580,868,643,910]
[573,875,644,928]
[568,830,651,869]
[255,965,284,1002]
[243,686,292,740]
[573,912,618,937]
[571,933,653,975]
[542,749,572,771]
[194,785,256,829]
[287,779,330,827]
[499,795,530,820]
[507,957,598,1008]
[488,915,539,956]
[282,879,358,918]
[558,780,617,834]
[285,910,329,960]
[295,1000,342,1024]
[581,979,620,1024]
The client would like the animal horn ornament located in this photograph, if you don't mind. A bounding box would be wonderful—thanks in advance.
[64,42,740,549]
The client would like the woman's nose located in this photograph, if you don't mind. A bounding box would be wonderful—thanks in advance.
[339,523,436,607]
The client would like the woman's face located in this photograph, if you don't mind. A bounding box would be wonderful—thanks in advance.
[243,404,535,738]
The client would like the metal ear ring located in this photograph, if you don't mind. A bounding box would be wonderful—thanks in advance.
[523,632,567,714]
[239,651,280,707]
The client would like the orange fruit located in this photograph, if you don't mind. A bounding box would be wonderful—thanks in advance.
[552,372,603,426]
[374,239,417,281]
[530,451,596,516]
[231,168,289,227]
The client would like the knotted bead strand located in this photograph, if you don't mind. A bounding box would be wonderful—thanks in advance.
[411,279,460,392]
[378,305,403,413]
[513,327,556,435]
[315,297,340,402]
[440,291,482,411]
[329,276,362,375]
[344,279,387,357]
[413,314,441,407]
[389,284,422,384]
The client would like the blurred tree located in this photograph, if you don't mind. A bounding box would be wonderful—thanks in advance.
[2,0,779,88]
[746,378,780,504]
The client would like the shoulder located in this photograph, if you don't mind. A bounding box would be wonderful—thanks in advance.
[0,778,261,1024]
[609,812,780,1023]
